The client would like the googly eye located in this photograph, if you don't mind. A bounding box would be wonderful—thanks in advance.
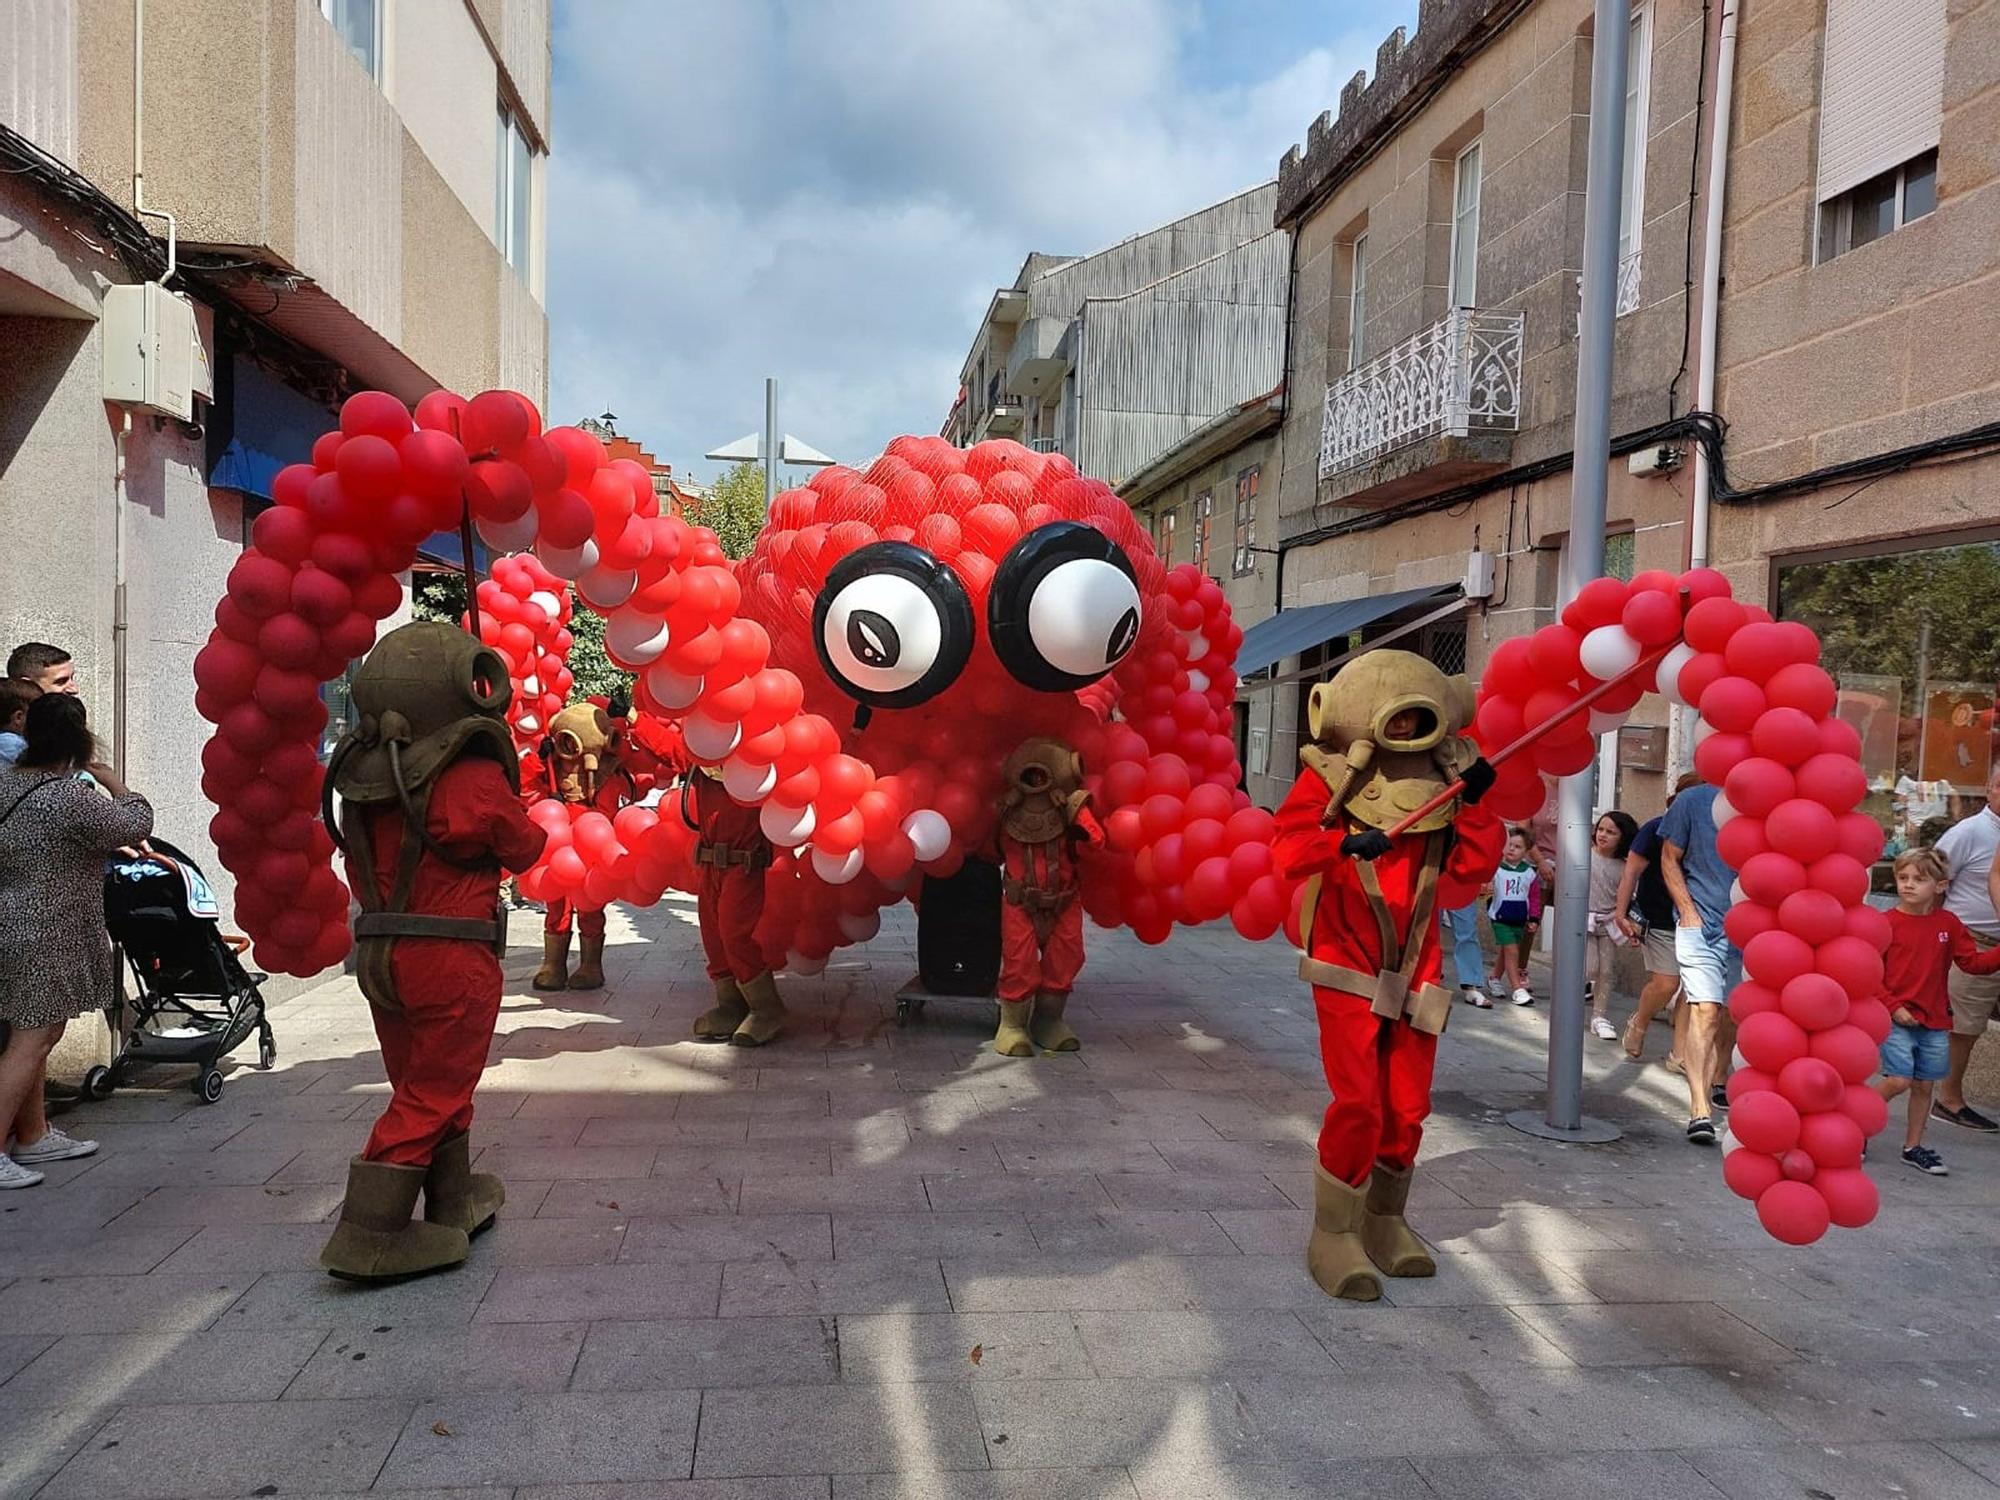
[988,522,1142,691]
[812,541,974,708]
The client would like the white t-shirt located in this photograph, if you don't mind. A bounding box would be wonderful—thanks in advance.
[1936,806,2000,934]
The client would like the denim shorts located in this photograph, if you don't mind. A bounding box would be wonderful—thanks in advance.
[1673,923,1741,1004]
[1880,1023,1950,1082]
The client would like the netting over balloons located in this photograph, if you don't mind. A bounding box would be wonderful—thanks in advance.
[1472,568,1887,1244]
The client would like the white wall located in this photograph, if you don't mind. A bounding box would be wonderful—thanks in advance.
[389,0,501,241]
[0,0,77,161]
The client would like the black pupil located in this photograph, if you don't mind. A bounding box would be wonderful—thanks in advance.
[849,609,900,668]
[1106,607,1139,664]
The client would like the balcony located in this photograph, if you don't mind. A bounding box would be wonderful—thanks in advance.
[1005,316,1069,398]
[1575,250,1644,321]
[1304,308,1523,515]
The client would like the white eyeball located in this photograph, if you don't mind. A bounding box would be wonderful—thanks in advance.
[989,522,1141,691]
[812,542,973,708]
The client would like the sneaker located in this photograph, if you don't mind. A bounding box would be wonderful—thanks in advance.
[1711,1084,1730,1110]
[1931,1101,2000,1133]
[1903,1144,1949,1176]
[1686,1117,1717,1145]
[1591,1016,1619,1040]
[1462,986,1493,1009]
[1486,977,1508,999]
[1512,988,1535,1007]
[11,1128,99,1165]
[0,1154,44,1190]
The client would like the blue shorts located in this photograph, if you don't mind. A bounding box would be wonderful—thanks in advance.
[1880,1023,1949,1082]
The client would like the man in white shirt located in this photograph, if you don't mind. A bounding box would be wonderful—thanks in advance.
[1936,765,2000,1131]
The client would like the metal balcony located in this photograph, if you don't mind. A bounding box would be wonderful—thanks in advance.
[1318,308,1525,480]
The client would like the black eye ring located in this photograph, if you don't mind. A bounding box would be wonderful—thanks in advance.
[987,521,1141,692]
[812,541,974,709]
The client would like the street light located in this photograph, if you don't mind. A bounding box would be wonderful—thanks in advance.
[705,377,836,510]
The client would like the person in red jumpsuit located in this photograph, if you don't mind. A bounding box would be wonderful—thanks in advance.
[684,767,786,1045]
[1272,650,1500,1303]
[318,622,547,1282]
[519,698,675,990]
[993,737,1105,1056]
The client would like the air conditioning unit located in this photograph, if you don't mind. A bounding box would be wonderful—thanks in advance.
[1463,549,1497,600]
[102,282,213,422]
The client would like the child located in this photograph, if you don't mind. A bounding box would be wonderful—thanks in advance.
[1877,846,2000,1175]
[1486,825,1543,1007]
[0,678,37,769]
[1585,811,1639,1039]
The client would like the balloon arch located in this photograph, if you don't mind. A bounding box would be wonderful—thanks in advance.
[191,389,1886,1246]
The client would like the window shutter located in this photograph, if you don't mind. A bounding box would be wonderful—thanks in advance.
[1817,0,1947,202]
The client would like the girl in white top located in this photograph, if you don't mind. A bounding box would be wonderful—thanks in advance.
[1585,811,1640,1039]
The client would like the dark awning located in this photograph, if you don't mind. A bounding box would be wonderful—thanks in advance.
[1234,583,1462,677]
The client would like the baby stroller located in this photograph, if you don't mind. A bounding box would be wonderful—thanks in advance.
[94,838,276,1104]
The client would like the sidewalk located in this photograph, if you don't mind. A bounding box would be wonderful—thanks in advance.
[3,895,2000,1499]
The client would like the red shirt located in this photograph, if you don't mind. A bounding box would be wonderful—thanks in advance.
[1882,907,2000,1029]
[352,755,548,919]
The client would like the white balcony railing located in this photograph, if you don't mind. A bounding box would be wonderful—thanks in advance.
[1575,250,1643,322]
[1319,308,1525,480]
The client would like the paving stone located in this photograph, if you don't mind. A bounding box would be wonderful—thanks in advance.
[151,1221,334,1274]
[0,1272,252,1334]
[994,1142,1173,1174]
[620,1212,833,1264]
[1371,1251,1596,1307]
[539,1175,742,1218]
[923,1171,1117,1213]
[1299,1303,1571,1371]
[1094,1172,1295,1212]
[1689,1441,2000,1499]
[1729,1358,2000,1443]
[573,1315,839,1390]
[1411,1451,1733,1499]
[833,1210,1035,1259]
[10,1328,327,1403]
[111,1181,348,1226]
[836,1472,1140,1500]
[1026,1209,1241,1257]
[1510,1301,1799,1367]
[221,1267,497,1329]
[0,1222,195,1277]
[288,1320,585,1398]
[0,1181,154,1232]
[477,1262,723,1323]
[1946,1441,2000,1487]
[77,1145,304,1187]
[1125,1455,1435,1499]
[34,1397,412,1499]
[945,1253,1333,1313]
[379,1388,702,1489]
[694,1382,988,1477]
[721,1256,952,1317]
[1074,1308,1336,1378]
[738,1172,932,1215]
[476,1143,663,1180]
[522,1482,834,1500]
[839,1312,1093,1382]
[1459,1363,1792,1453]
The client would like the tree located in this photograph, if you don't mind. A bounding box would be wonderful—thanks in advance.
[684,460,768,559]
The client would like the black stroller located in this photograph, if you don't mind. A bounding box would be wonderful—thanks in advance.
[94,838,277,1104]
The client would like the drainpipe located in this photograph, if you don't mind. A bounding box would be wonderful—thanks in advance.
[131,0,177,279]
[1689,0,1740,569]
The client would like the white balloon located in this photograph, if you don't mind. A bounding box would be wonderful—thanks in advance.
[811,845,863,884]
[901,809,951,861]
[1186,669,1210,694]
[1657,642,1697,707]
[1712,790,1738,828]
[838,910,881,943]
[721,757,778,803]
[577,539,601,571]
[1693,717,1717,746]
[475,511,539,554]
[761,800,815,846]
[521,674,542,698]
[1732,1045,1749,1071]
[535,539,588,578]
[577,565,637,610]
[527,589,564,621]
[683,712,742,762]
[516,713,541,735]
[1587,708,1626,738]
[607,611,671,668]
[644,662,701,710]
[1578,624,1643,682]
[786,950,826,977]
[1729,878,1747,906]
[1720,1127,1742,1155]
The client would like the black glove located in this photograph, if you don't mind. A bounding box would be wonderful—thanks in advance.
[1459,757,1497,805]
[1340,829,1393,862]
[606,689,632,721]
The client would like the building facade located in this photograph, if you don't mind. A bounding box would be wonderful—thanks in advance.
[0,0,551,1031]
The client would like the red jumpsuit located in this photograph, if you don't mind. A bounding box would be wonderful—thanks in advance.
[1273,772,1502,1187]
[519,717,676,936]
[689,773,768,982]
[349,756,547,1166]
[997,808,1105,1002]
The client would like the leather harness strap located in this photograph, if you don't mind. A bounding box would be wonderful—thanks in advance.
[695,841,771,871]
[1296,825,1455,1036]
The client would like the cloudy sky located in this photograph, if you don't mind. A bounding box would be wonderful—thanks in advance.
[547,0,1418,484]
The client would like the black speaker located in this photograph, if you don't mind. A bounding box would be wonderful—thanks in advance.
[917,856,1001,996]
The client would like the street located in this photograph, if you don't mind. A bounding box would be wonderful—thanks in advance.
[3,900,1999,1499]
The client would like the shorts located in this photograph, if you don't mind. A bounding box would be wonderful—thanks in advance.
[1880,1022,1950,1081]
[1491,921,1528,949]
[1673,923,1740,1005]
[1640,925,1680,977]
[1947,936,2000,1037]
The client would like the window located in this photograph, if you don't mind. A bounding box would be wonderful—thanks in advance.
[1817,0,1947,207]
[1193,491,1214,575]
[1603,530,1636,582]
[1449,141,1481,307]
[1817,150,1937,262]
[1232,465,1261,577]
[319,0,381,80]
[1620,8,1653,269]
[1347,233,1368,367]
[496,102,537,274]
[1158,506,1179,564]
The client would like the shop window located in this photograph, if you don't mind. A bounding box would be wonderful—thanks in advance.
[1776,538,2000,863]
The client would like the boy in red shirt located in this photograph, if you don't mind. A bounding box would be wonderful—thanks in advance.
[1878,846,2000,1175]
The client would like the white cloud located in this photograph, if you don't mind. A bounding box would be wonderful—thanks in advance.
[547,0,1385,479]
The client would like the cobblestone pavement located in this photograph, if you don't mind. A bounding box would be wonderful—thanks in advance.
[5,893,2000,1499]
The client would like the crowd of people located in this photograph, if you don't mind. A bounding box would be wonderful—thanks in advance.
[0,642,153,1190]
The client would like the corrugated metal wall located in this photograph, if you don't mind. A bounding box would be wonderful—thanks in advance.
[0,0,77,163]
[1027,183,1279,321]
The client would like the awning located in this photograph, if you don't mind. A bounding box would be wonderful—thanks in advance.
[1234,583,1461,677]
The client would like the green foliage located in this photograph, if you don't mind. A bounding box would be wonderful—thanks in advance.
[685,460,768,559]
[1779,543,2000,683]
[411,570,466,624]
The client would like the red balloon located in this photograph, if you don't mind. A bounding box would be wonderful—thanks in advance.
[1683,595,1747,653]
[1186,857,1235,922]
[1840,1081,1889,1135]
[1795,752,1866,813]
[1725,1064,1778,1102]
[1846,996,1893,1045]
[1677,651,1729,708]
[1805,852,1870,906]
[1808,1023,1880,1084]
[1723,757,1795,819]
[228,553,296,618]
[1814,1166,1878,1229]
[1772,620,1820,668]
[1763,798,1840,865]
[193,638,261,703]
[1743,929,1815,990]
[257,613,321,671]
[538,488,597,549]
[1749,707,1822,767]
[1484,636,1539,700]
[1475,693,1526,750]
[1779,1148,1817,1181]
[1621,588,1682,646]
[1816,933,1886,1001]
[1730,1089,1802,1153]
[1724,901,1778,950]
[1776,1055,1846,1114]
[1723,1148,1784,1202]
[1798,1109,1864,1168]
[334,433,401,503]
[1138,794,1184,843]
[250,506,316,566]
[1523,685,1589,745]
[1776,888,1847,948]
[1693,731,1751,785]
[1526,624,1583,683]
[1740,859,1807,922]
[1737,1008,1810,1070]
[1757,1179,1830,1245]
[1569,576,1630,630]
[1764,663,1837,719]
[1700,675,1767,734]
[1535,734,1597,776]
[340,390,413,443]
[1678,566,1733,604]
[1833,813,1886,868]
[1728,981,1781,1020]
[1715,815,1770,871]
[1818,716,1864,761]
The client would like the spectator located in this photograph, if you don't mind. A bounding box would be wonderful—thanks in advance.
[0,678,38,768]
[5,643,78,697]
[1486,826,1543,1007]
[1616,772,1701,1069]
[1933,763,2000,1132]
[1660,777,1739,1144]
[0,695,152,1188]
[1442,899,1488,1008]
[1584,810,1639,1040]
[1878,847,2000,1176]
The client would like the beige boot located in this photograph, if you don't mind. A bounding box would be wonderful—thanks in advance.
[320,1158,470,1282]
[1307,1163,1382,1302]
[568,931,606,991]
[1029,990,1080,1052]
[730,971,788,1047]
[693,976,749,1041]
[533,932,570,991]
[993,999,1036,1057]
[1361,1161,1435,1278]
[422,1131,505,1238]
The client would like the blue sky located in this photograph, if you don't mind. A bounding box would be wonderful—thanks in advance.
[547,0,1418,482]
